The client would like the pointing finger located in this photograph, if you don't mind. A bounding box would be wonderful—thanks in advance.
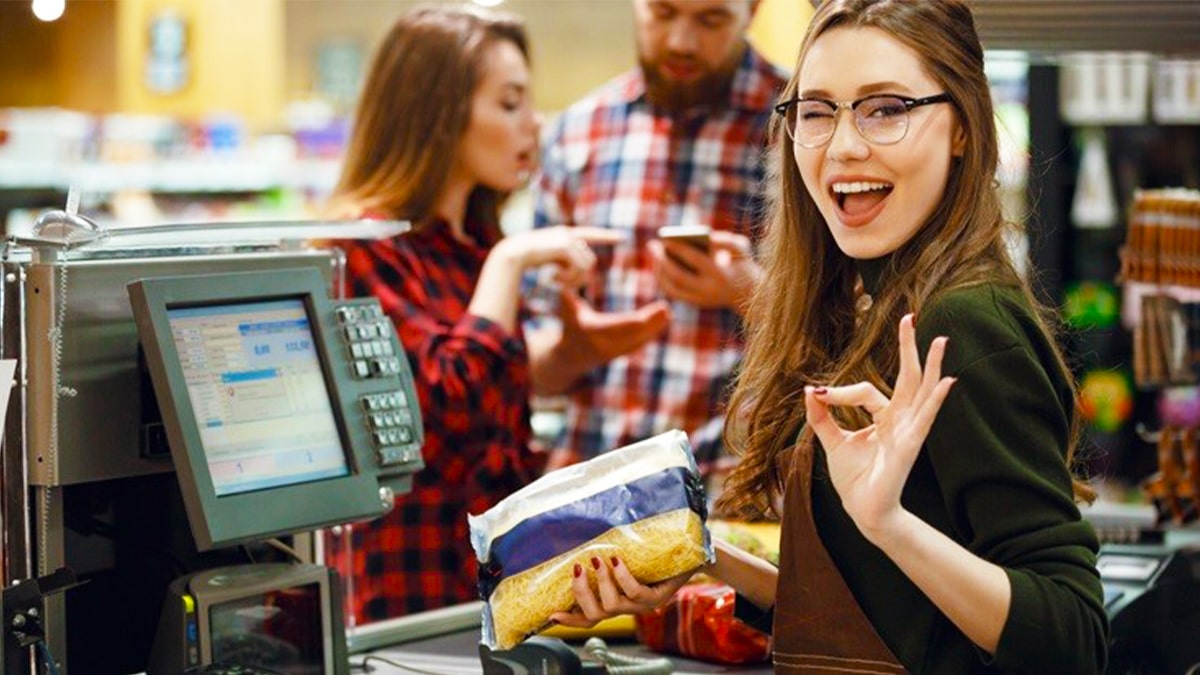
[570,227,625,246]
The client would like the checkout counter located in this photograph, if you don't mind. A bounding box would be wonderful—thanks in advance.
[0,209,423,674]
[1100,534,1200,674]
[344,601,768,675]
[366,625,765,675]
[2,206,1200,674]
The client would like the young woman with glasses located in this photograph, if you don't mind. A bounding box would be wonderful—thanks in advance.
[552,1,1108,672]
[322,5,669,624]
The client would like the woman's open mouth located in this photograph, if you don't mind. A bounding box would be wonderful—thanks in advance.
[832,181,893,226]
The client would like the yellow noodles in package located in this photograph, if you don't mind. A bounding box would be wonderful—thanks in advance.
[468,430,713,650]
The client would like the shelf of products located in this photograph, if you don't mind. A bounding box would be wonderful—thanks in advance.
[0,107,348,229]
[0,156,340,194]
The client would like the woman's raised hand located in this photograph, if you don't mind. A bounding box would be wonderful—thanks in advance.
[497,226,621,288]
[804,314,956,539]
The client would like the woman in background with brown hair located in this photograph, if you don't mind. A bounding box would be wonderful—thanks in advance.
[553,1,1108,672]
[325,4,668,623]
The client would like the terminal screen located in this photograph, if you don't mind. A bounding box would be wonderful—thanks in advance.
[209,582,324,673]
[167,299,349,496]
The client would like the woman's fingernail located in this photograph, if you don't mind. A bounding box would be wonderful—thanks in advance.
[813,387,828,395]
[611,557,620,568]
[574,563,582,578]
[591,557,601,570]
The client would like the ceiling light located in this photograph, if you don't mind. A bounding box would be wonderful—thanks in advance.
[31,0,65,22]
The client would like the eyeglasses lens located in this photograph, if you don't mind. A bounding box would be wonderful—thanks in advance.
[786,96,911,147]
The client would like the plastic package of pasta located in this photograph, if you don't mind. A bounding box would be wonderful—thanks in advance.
[468,429,714,650]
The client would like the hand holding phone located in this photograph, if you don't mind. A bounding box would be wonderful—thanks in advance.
[657,225,711,273]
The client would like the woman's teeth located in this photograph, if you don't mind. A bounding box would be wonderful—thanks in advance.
[832,181,893,213]
[832,181,891,194]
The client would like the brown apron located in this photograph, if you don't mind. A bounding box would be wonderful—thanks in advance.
[772,444,909,674]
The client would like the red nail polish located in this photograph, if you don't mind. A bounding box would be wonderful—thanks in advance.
[574,563,582,578]
[813,387,827,395]
[611,557,620,568]
[591,557,601,570]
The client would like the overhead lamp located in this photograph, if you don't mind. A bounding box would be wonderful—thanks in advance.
[32,0,65,22]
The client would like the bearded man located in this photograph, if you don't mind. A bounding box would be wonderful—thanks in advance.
[528,0,786,477]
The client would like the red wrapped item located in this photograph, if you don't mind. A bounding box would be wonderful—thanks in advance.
[635,583,771,664]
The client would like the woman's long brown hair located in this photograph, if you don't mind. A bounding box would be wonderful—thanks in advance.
[326,4,528,240]
[718,0,1093,519]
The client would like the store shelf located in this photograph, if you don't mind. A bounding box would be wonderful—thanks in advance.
[0,156,341,194]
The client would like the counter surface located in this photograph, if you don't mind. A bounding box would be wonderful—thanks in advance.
[355,628,773,674]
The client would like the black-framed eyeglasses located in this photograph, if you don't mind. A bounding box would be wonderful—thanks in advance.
[773,93,953,148]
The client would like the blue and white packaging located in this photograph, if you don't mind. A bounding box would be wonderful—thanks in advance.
[468,430,714,650]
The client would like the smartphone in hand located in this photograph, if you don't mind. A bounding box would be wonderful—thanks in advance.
[657,225,711,273]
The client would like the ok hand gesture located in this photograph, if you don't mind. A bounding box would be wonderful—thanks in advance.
[804,314,956,540]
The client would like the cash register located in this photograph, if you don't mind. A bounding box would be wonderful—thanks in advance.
[1100,539,1200,674]
[126,267,424,674]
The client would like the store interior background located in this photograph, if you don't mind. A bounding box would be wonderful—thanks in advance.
[2,0,1200,518]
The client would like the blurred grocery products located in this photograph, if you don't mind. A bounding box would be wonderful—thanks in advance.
[0,106,343,230]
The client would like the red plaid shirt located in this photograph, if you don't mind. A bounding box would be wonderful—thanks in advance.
[531,45,786,466]
[325,218,541,624]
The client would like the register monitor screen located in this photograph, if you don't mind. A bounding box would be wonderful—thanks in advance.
[149,562,344,674]
[129,268,392,551]
[209,581,324,667]
[167,299,348,496]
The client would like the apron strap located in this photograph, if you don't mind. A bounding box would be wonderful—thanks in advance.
[773,441,908,673]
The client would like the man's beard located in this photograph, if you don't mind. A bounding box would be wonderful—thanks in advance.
[640,44,743,113]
